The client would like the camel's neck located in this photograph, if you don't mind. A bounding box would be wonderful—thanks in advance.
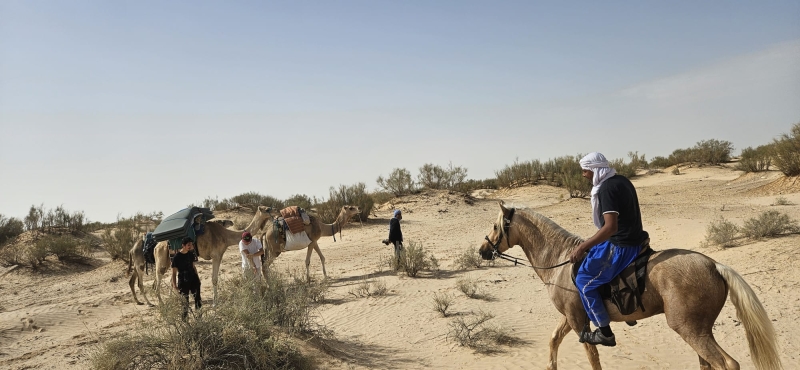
[319,210,352,237]
[243,210,268,235]
[196,222,247,258]
[513,214,582,283]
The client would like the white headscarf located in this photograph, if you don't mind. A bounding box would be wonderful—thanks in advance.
[580,152,616,229]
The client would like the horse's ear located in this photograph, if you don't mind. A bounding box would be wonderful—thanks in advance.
[498,201,508,213]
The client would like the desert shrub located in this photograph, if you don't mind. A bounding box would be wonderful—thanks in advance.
[417,162,468,190]
[44,234,91,261]
[562,173,591,198]
[447,310,515,352]
[704,217,739,248]
[432,292,453,317]
[693,139,734,165]
[495,158,544,188]
[92,272,320,370]
[21,204,87,233]
[395,240,439,277]
[348,276,387,298]
[100,216,142,261]
[0,214,24,246]
[229,192,285,210]
[283,194,314,211]
[772,122,800,176]
[452,246,485,270]
[454,178,498,193]
[456,277,480,298]
[377,168,416,196]
[741,210,799,239]
[772,196,792,206]
[611,158,637,178]
[736,145,773,172]
[671,167,681,175]
[202,196,236,212]
[369,190,394,206]
[649,156,670,169]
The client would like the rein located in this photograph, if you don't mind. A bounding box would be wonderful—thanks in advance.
[485,208,570,270]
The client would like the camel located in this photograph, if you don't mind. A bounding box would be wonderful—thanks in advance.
[151,206,275,304]
[261,205,361,280]
[126,219,235,306]
[479,204,781,370]
[127,239,154,306]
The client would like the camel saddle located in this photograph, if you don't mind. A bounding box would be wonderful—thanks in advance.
[572,240,655,316]
[278,206,310,234]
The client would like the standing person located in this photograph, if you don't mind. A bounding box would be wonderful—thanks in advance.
[568,152,649,347]
[388,209,403,265]
[171,237,202,318]
[239,232,264,279]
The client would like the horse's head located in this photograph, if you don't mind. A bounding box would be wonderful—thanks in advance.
[479,202,516,260]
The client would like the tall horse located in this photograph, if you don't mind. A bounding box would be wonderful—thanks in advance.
[478,203,781,370]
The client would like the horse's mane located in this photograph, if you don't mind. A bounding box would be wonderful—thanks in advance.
[501,207,583,252]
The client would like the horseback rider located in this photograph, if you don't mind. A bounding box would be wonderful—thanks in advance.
[568,152,649,347]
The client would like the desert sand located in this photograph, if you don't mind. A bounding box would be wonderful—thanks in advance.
[1,164,799,369]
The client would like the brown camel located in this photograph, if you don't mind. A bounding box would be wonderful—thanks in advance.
[126,219,235,306]
[151,206,275,304]
[126,239,153,306]
[261,205,361,280]
[478,204,781,370]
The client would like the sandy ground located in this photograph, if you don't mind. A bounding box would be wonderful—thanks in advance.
[1,165,799,369]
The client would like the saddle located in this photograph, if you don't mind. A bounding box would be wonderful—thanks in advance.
[279,206,311,234]
[572,240,655,316]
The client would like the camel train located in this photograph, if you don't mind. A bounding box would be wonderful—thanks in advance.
[127,205,361,306]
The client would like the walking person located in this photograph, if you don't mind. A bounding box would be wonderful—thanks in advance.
[569,152,650,347]
[171,237,202,318]
[388,209,403,267]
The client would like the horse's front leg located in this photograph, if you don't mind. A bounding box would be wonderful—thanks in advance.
[547,316,572,370]
[565,314,602,370]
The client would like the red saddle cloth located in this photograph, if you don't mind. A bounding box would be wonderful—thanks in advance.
[280,206,306,234]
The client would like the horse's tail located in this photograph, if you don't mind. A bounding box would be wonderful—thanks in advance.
[716,263,782,370]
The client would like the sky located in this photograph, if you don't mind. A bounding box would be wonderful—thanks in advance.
[1,1,799,223]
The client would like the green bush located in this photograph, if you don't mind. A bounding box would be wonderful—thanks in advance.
[741,210,799,239]
[454,178,498,193]
[494,158,544,188]
[704,217,739,247]
[417,162,468,190]
[369,190,394,206]
[230,192,285,210]
[452,246,485,270]
[772,123,800,176]
[313,183,373,222]
[394,240,439,277]
[736,145,773,172]
[649,156,671,169]
[0,214,24,245]
[100,216,142,261]
[693,139,734,165]
[92,272,321,370]
[45,235,91,261]
[283,194,314,211]
[377,168,416,196]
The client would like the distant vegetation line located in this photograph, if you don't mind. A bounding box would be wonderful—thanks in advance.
[2,122,799,252]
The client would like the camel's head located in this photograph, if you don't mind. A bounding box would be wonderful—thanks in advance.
[479,202,514,260]
[342,205,361,219]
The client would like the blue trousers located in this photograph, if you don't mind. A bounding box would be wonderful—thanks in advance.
[575,241,640,327]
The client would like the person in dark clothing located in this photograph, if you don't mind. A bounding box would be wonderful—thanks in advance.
[388,209,403,265]
[569,152,650,347]
[172,237,202,318]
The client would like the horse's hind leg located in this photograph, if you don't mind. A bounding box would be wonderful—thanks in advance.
[547,316,572,370]
[666,314,738,369]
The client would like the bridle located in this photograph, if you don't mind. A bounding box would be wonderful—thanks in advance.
[484,208,570,270]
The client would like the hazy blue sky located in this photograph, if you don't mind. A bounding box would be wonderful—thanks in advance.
[2,1,799,223]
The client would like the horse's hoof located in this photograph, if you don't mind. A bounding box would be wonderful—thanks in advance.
[626,320,637,326]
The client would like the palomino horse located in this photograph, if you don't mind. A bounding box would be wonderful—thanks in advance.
[479,203,781,370]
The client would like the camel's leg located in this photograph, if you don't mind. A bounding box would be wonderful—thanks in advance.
[129,270,144,305]
[311,241,327,278]
[211,254,221,306]
[547,316,572,370]
[304,244,315,281]
[262,248,278,281]
[136,266,153,306]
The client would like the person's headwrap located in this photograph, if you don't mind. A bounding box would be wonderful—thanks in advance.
[393,210,402,217]
[580,152,617,229]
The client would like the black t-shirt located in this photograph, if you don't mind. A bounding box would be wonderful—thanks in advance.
[597,175,649,247]
[388,218,403,243]
[171,251,199,284]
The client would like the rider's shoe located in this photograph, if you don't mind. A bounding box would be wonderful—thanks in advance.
[579,328,616,347]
